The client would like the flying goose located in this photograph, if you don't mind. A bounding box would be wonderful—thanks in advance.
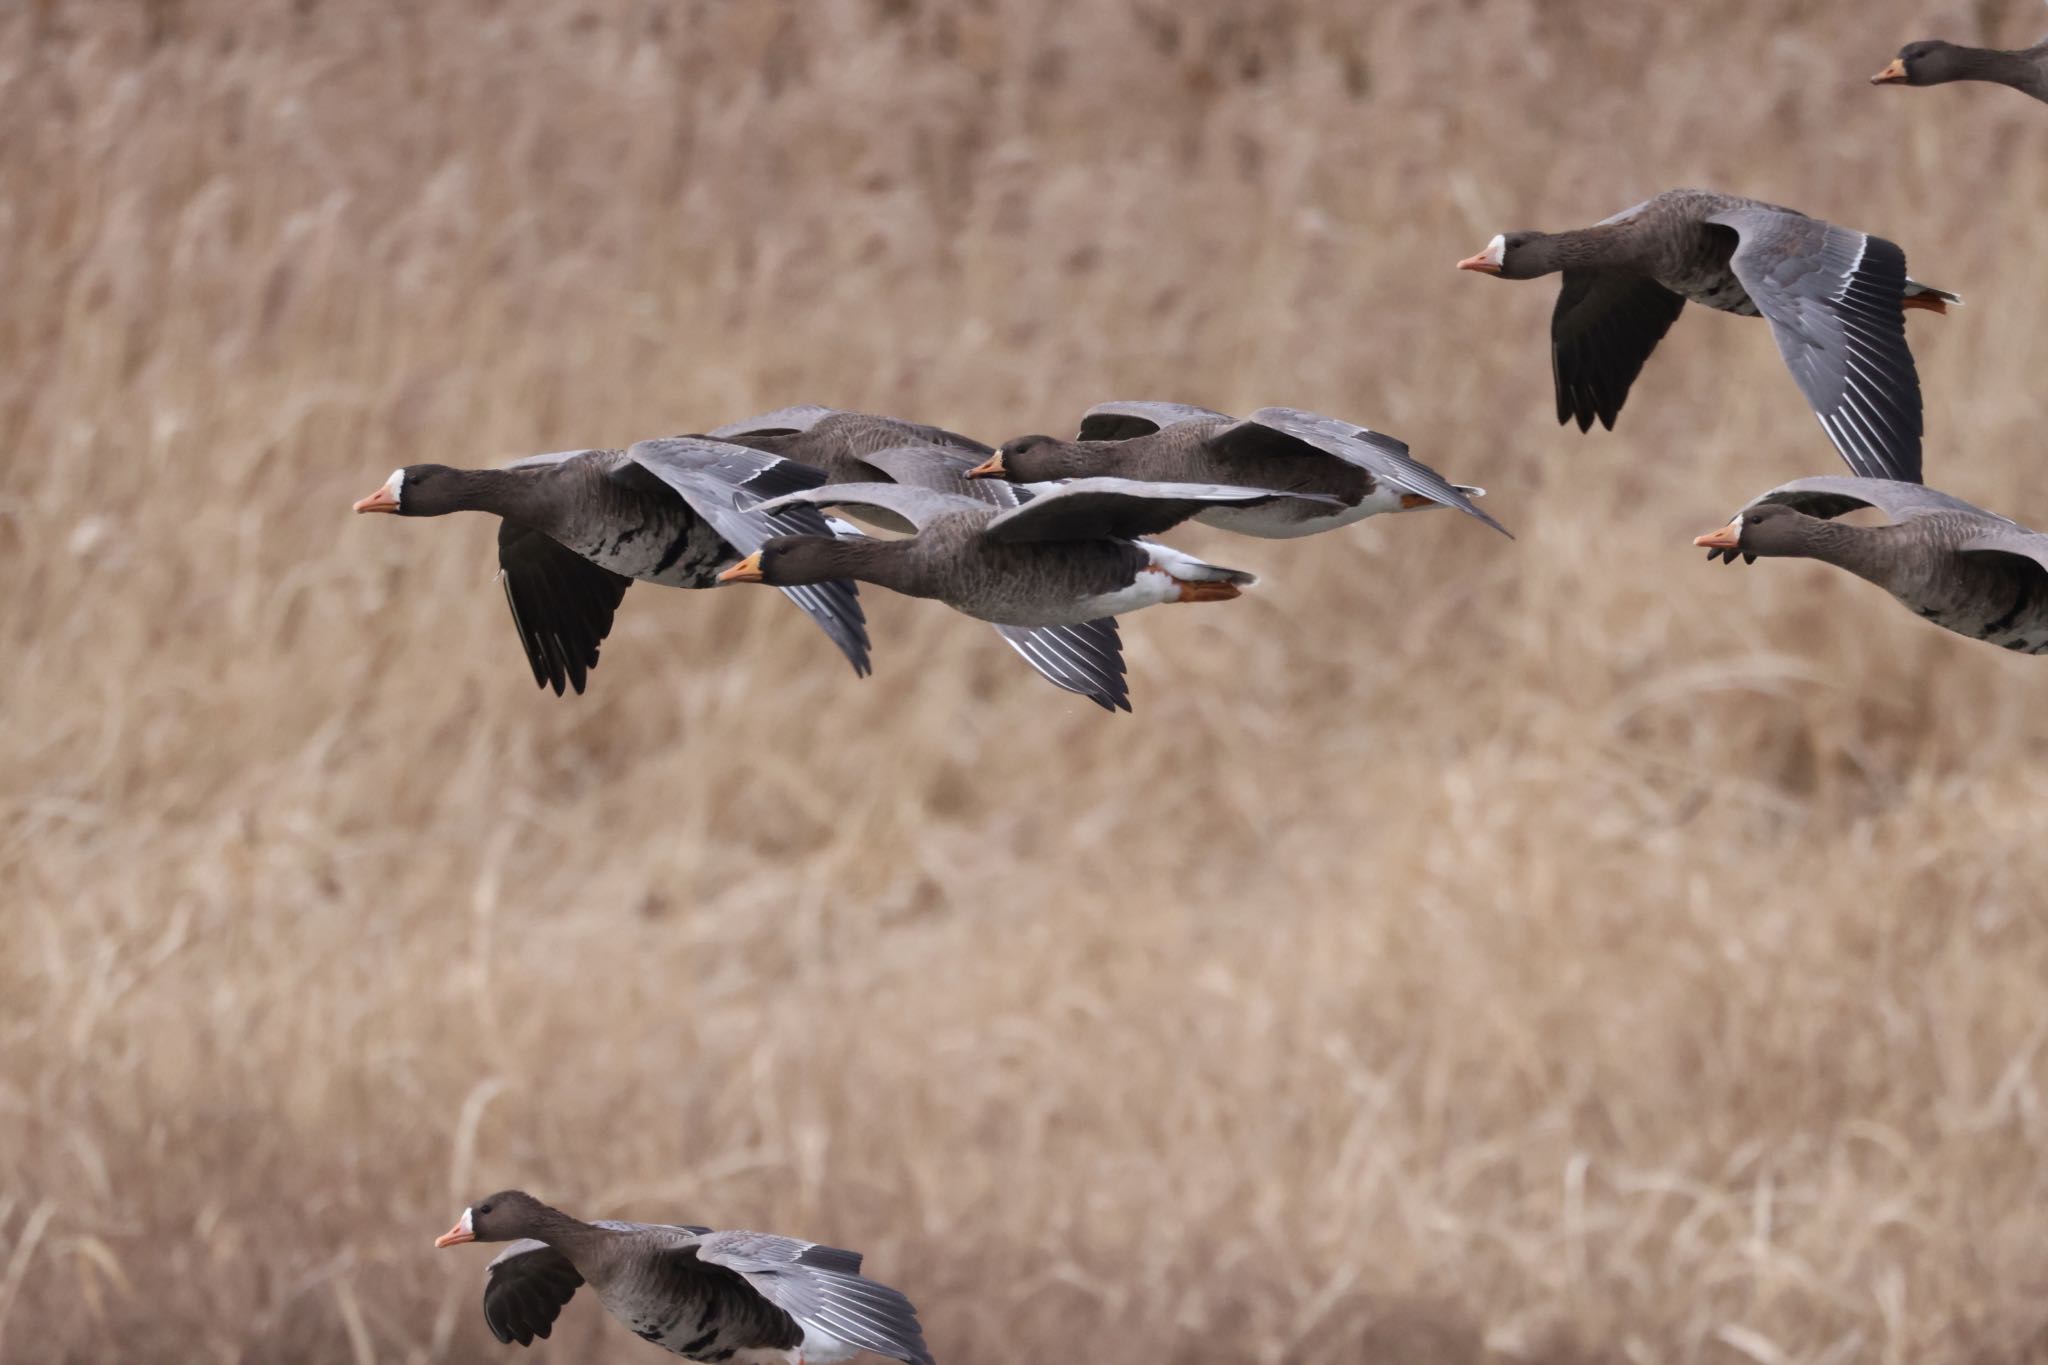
[352,438,869,693]
[1873,33,2048,101]
[708,415,1138,709]
[1457,188,1959,483]
[964,403,1508,539]
[1693,476,2048,652]
[434,1190,933,1364]
[717,479,1337,706]
[845,442,1141,711]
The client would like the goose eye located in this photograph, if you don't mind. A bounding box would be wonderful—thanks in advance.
[478,1203,494,1215]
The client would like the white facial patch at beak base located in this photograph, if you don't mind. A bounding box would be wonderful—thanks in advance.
[1481,234,1506,268]
[385,468,406,509]
[460,1206,474,1235]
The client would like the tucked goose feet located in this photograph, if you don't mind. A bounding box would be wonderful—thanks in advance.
[1175,578,1243,603]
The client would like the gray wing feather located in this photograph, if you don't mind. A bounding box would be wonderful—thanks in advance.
[983,476,1341,544]
[1236,407,1511,537]
[624,437,871,676]
[502,447,608,470]
[1711,208,1925,483]
[707,405,841,439]
[755,481,989,531]
[692,1233,934,1365]
[994,619,1130,712]
[1076,400,1233,442]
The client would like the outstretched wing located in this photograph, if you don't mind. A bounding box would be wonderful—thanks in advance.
[480,1241,585,1346]
[692,1232,935,1365]
[496,524,633,696]
[755,480,990,532]
[623,438,871,676]
[1075,400,1234,442]
[1230,407,1509,536]
[983,476,1340,544]
[1711,207,1926,483]
[995,619,1130,712]
[1548,272,1687,434]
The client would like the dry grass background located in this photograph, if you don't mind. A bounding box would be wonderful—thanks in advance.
[7,0,2048,1360]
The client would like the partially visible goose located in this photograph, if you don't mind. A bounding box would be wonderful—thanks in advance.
[434,1190,933,1364]
[1873,35,2048,102]
[1458,188,1960,483]
[352,438,869,693]
[966,402,1507,539]
[717,479,1339,708]
[709,407,1001,528]
[1694,476,2048,652]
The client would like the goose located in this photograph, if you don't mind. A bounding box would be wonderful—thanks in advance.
[712,417,1140,709]
[1873,33,2048,102]
[352,438,869,694]
[434,1190,933,1364]
[1457,188,1960,483]
[963,402,1508,539]
[826,441,1141,711]
[716,478,1339,707]
[1693,476,2048,652]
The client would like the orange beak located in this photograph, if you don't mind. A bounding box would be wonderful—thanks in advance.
[716,552,766,585]
[1456,251,1501,274]
[965,453,1006,479]
[434,1219,474,1249]
[1871,57,1909,84]
[1692,522,1742,550]
[353,484,400,514]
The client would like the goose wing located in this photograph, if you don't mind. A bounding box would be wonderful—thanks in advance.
[994,619,1130,712]
[1225,407,1508,536]
[496,524,632,695]
[480,1241,585,1346]
[860,442,1031,510]
[691,1231,935,1365]
[1075,400,1233,442]
[1710,207,1927,483]
[1548,272,1687,435]
[982,477,1338,544]
[1738,475,1989,523]
[623,438,871,676]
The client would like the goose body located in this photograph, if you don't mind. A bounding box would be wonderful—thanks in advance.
[436,1192,933,1365]
[719,478,1336,709]
[1695,477,2048,652]
[352,438,870,693]
[1459,188,1958,483]
[969,402,1505,540]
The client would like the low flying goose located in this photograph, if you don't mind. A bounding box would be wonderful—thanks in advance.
[434,1190,933,1364]
[849,442,1141,711]
[967,402,1506,539]
[1694,476,2048,653]
[1458,188,1959,483]
[1873,34,2048,101]
[352,438,869,694]
[717,479,1337,707]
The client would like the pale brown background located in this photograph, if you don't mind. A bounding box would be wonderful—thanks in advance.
[7,0,2048,1361]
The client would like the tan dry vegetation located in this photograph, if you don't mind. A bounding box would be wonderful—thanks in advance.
[7,0,2048,1361]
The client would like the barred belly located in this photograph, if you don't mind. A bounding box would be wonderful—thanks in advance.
[1664,263,1761,317]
